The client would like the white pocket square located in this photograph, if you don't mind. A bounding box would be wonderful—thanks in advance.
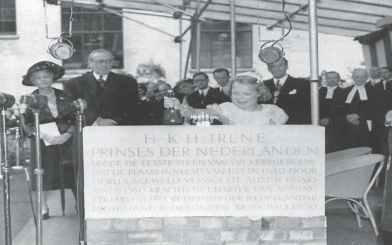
[288,89,297,95]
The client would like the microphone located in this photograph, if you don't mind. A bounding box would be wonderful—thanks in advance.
[0,93,15,109]
[70,98,87,114]
[19,94,48,111]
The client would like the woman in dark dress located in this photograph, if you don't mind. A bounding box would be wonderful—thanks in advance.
[21,61,75,219]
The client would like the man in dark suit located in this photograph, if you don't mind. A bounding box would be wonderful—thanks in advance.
[186,72,229,108]
[319,71,348,152]
[371,66,392,154]
[64,49,139,126]
[212,68,232,101]
[263,57,311,124]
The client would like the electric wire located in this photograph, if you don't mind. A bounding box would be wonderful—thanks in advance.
[25,166,37,227]
[43,0,74,39]
[258,0,292,47]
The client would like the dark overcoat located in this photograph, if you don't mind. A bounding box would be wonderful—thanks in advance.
[64,71,139,126]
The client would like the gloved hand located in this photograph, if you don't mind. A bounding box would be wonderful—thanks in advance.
[163,96,181,109]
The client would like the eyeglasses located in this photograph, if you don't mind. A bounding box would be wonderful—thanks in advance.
[91,59,114,64]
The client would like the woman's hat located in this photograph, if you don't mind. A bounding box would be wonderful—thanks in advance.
[22,61,65,86]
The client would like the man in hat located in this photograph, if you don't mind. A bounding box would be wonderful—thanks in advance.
[64,49,139,126]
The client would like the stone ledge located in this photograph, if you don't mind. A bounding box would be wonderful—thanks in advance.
[87,216,327,245]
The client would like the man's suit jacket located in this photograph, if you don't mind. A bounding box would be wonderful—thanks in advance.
[372,80,392,122]
[319,86,348,124]
[345,84,377,121]
[64,71,139,125]
[187,87,229,109]
[264,75,311,124]
[344,85,377,148]
[216,88,231,103]
[319,86,349,152]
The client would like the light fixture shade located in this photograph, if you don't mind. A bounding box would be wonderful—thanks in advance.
[48,38,74,60]
[259,46,283,64]
[258,41,285,64]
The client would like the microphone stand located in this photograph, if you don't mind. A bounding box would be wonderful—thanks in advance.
[1,108,12,245]
[33,110,44,245]
[12,121,23,170]
[75,106,86,245]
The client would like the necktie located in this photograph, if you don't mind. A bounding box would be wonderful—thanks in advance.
[98,75,105,88]
[273,79,281,104]
[275,79,282,91]
[200,91,205,105]
[384,80,387,91]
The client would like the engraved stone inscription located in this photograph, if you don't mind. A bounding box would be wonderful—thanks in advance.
[84,126,324,219]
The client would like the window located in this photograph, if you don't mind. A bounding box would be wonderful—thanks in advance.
[0,0,16,34]
[191,21,252,69]
[61,6,123,69]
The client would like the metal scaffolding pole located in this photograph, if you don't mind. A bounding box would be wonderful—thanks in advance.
[179,17,183,81]
[76,111,86,245]
[230,0,236,77]
[33,111,43,245]
[1,109,12,245]
[308,0,319,125]
[196,0,201,72]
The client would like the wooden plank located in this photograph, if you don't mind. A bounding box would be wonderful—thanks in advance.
[188,0,382,24]
[105,0,389,20]
[343,0,392,7]
[260,0,392,16]
[190,3,376,31]
[102,0,372,36]
[200,10,368,37]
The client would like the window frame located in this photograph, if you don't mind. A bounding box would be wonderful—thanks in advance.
[0,0,17,36]
[191,21,253,70]
[60,5,124,70]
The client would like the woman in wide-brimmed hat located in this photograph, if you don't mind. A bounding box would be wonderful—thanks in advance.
[21,61,76,220]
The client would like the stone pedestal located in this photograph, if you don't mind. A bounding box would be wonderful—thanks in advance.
[83,126,326,244]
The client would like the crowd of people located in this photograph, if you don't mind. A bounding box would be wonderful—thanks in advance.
[145,59,392,156]
[17,48,392,222]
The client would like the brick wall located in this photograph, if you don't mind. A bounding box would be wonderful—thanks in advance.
[86,216,326,245]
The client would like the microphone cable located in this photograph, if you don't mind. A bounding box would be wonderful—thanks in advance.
[24,163,37,228]
[17,113,38,227]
